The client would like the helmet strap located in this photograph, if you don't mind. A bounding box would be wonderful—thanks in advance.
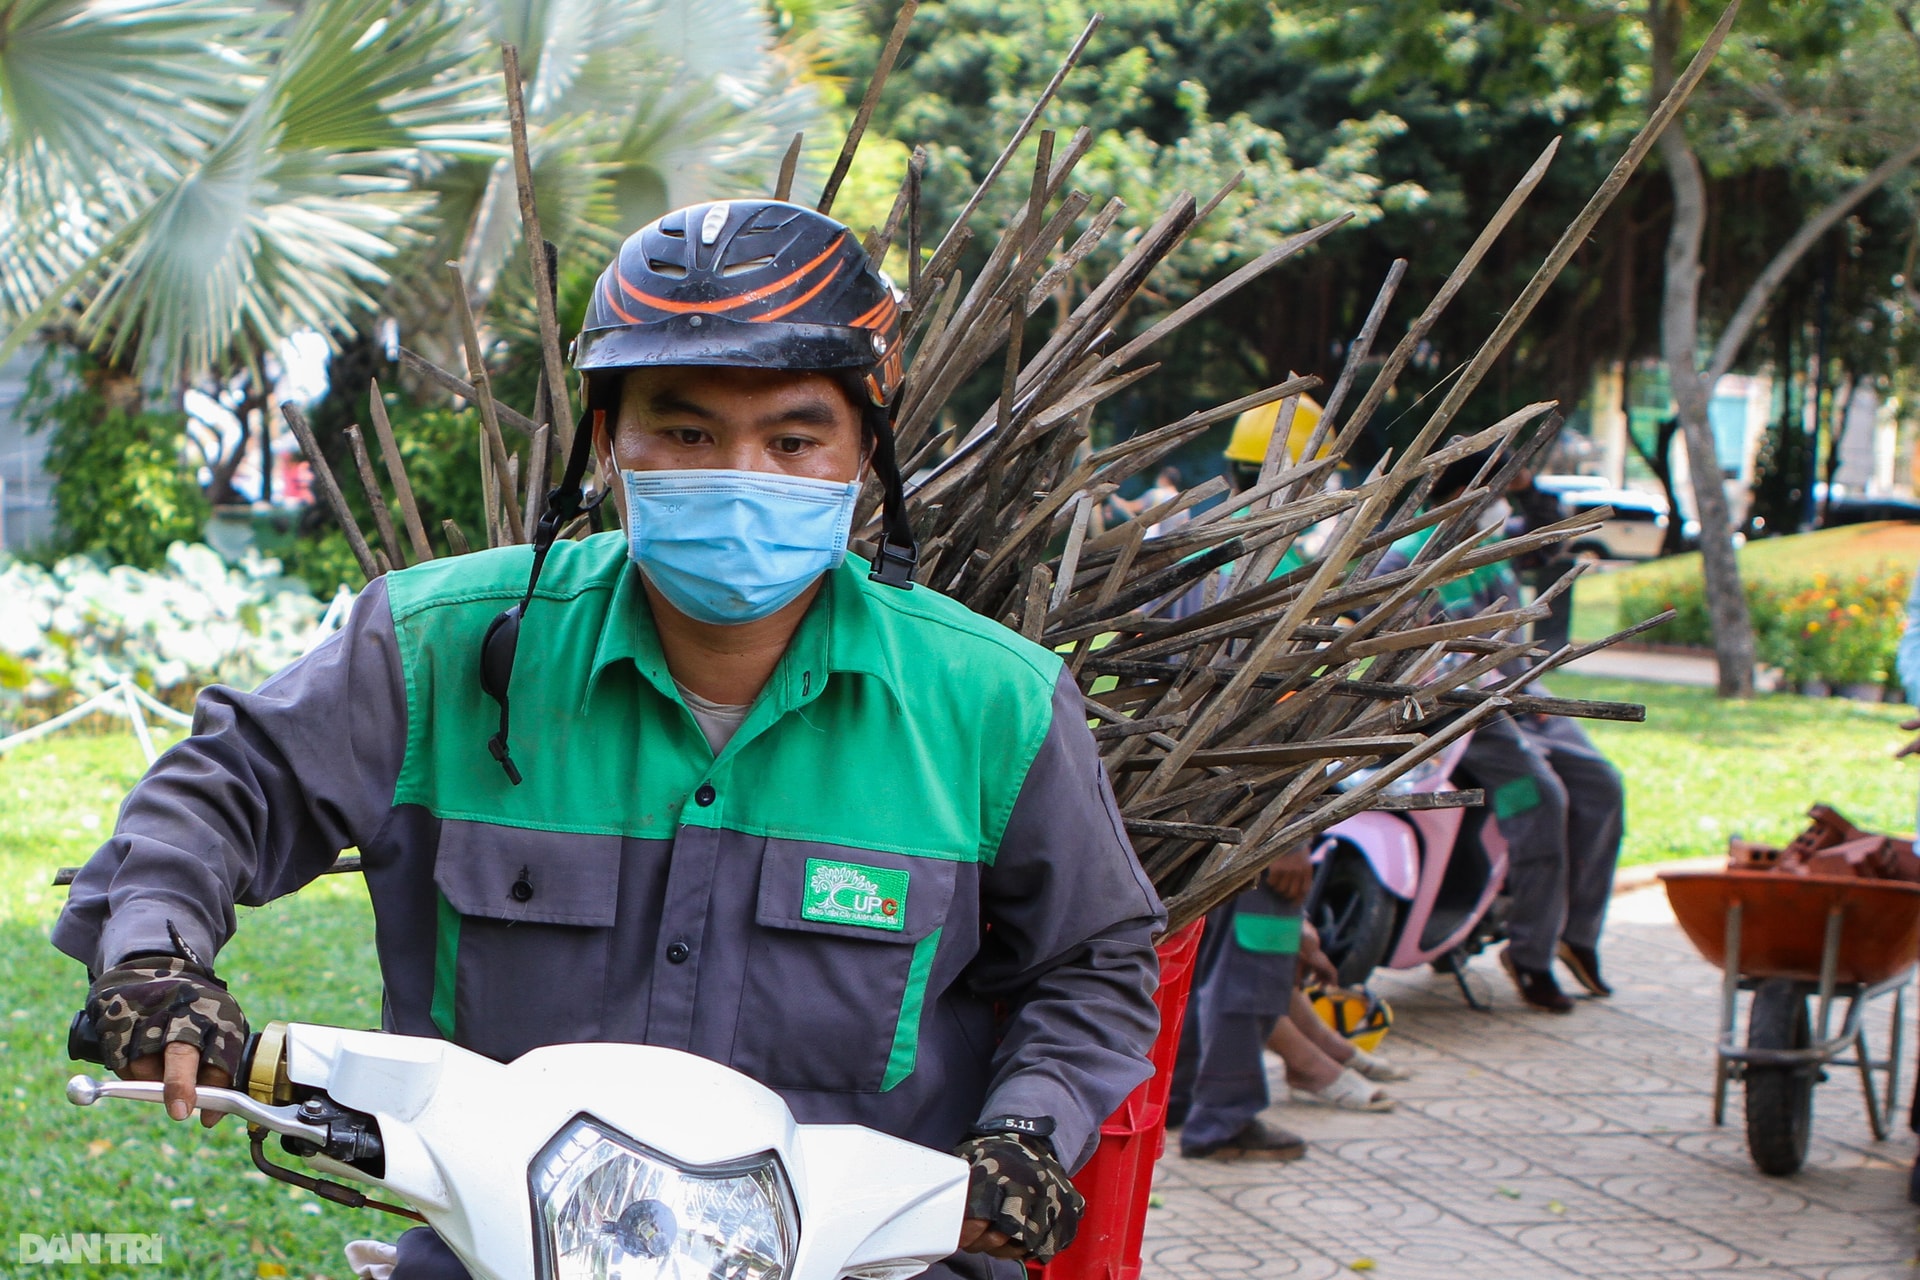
[865,401,918,589]
[480,406,605,785]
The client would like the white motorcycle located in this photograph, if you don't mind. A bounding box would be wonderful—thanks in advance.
[66,1020,968,1280]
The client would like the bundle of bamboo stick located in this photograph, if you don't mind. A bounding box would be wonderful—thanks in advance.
[286,4,1731,932]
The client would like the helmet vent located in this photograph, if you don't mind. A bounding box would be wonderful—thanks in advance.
[648,259,688,278]
[658,225,686,239]
[720,254,776,278]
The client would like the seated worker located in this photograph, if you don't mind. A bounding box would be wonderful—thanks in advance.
[1166,850,1404,1157]
[1109,465,1191,540]
[51,200,1166,1278]
[1167,850,1315,1161]
[1502,465,1574,653]
[1376,449,1625,1013]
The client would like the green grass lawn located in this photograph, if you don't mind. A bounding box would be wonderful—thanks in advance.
[1571,520,1920,643]
[1554,672,1918,865]
[1,727,381,1279]
[3,679,1915,1272]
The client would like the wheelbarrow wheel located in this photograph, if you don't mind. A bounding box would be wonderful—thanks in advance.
[1745,979,1814,1177]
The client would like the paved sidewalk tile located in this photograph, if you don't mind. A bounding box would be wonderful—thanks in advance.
[1140,888,1918,1277]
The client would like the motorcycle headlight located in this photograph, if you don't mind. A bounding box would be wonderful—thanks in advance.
[530,1116,797,1280]
[1331,753,1449,796]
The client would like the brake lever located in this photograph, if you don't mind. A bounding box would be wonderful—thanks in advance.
[66,1075,329,1145]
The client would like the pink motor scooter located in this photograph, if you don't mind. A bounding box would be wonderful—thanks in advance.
[1307,730,1511,1005]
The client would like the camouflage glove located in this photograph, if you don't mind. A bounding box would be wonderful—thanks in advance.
[955,1127,1086,1262]
[84,955,249,1080]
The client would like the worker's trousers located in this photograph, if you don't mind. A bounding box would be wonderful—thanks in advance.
[1460,711,1624,970]
[1168,884,1299,1149]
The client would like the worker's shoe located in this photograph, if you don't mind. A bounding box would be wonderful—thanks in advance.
[1349,1046,1413,1082]
[1180,1118,1307,1162]
[1557,941,1612,997]
[1501,948,1574,1014]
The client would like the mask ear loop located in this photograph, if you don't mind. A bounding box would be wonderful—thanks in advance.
[479,406,608,784]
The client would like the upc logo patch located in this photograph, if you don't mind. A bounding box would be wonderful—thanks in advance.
[801,859,908,932]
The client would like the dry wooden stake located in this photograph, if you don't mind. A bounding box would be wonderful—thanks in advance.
[281,402,379,582]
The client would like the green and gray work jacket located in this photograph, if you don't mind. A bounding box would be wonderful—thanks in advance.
[54,535,1166,1169]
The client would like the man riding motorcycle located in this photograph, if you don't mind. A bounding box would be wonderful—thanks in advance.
[52,200,1165,1278]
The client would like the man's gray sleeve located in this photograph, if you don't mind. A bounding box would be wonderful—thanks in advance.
[52,577,407,975]
[1898,566,1920,706]
[971,666,1166,1171]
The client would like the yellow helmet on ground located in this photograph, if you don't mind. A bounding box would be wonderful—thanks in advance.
[1224,393,1326,466]
[1308,985,1393,1054]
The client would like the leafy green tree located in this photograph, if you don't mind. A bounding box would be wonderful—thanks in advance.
[20,348,208,570]
[829,0,1419,441]
[1650,0,1920,695]
[1238,0,1920,694]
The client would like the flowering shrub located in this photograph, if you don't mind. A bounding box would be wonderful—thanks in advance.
[0,543,343,720]
[1618,565,1909,689]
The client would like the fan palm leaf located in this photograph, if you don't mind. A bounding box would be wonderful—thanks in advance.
[0,0,261,323]
[3,0,833,386]
[439,0,829,325]
[3,0,497,380]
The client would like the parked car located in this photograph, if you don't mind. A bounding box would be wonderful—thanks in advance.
[1819,490,1920,528]
[1533,478,1672,560]
[1532,474,1611,496]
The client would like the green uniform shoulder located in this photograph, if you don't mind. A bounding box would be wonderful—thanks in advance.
[846,564,1064,702]
[383,533,628,622]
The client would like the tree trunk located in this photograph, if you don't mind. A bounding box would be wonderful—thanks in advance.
[1621,367,1688,554]
[1654,0,1755,696]
[1659,130,1756,695]
[1630,418,1687,556]
[1704,134,1920,389]
[206,415,253,507]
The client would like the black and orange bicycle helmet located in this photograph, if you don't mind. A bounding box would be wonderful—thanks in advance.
[576,199,904,409]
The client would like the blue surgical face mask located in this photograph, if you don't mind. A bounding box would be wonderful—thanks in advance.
[621,468,860,625]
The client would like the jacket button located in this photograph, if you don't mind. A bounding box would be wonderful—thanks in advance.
[665,941,691,964]
[694,783,716,807]
[510,878,534,902]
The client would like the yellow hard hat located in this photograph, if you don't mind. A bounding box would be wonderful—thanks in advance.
[1308,985,1393,1054]
[1224,393,1326,466]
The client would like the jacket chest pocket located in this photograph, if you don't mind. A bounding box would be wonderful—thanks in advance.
[432,821,623,1061]
[731,840,956,1094]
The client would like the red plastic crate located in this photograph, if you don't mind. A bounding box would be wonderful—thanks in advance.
[1034,918,1205,1280]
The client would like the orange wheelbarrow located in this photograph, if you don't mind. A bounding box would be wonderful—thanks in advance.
[1661,870,1920,1176]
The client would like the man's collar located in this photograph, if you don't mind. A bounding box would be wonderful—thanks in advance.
[584,559,671,708]
[584,556,903,712]
[822,554,905,694]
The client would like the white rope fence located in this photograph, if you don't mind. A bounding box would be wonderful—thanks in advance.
[0,677,193,765]
[0,588,356,766]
